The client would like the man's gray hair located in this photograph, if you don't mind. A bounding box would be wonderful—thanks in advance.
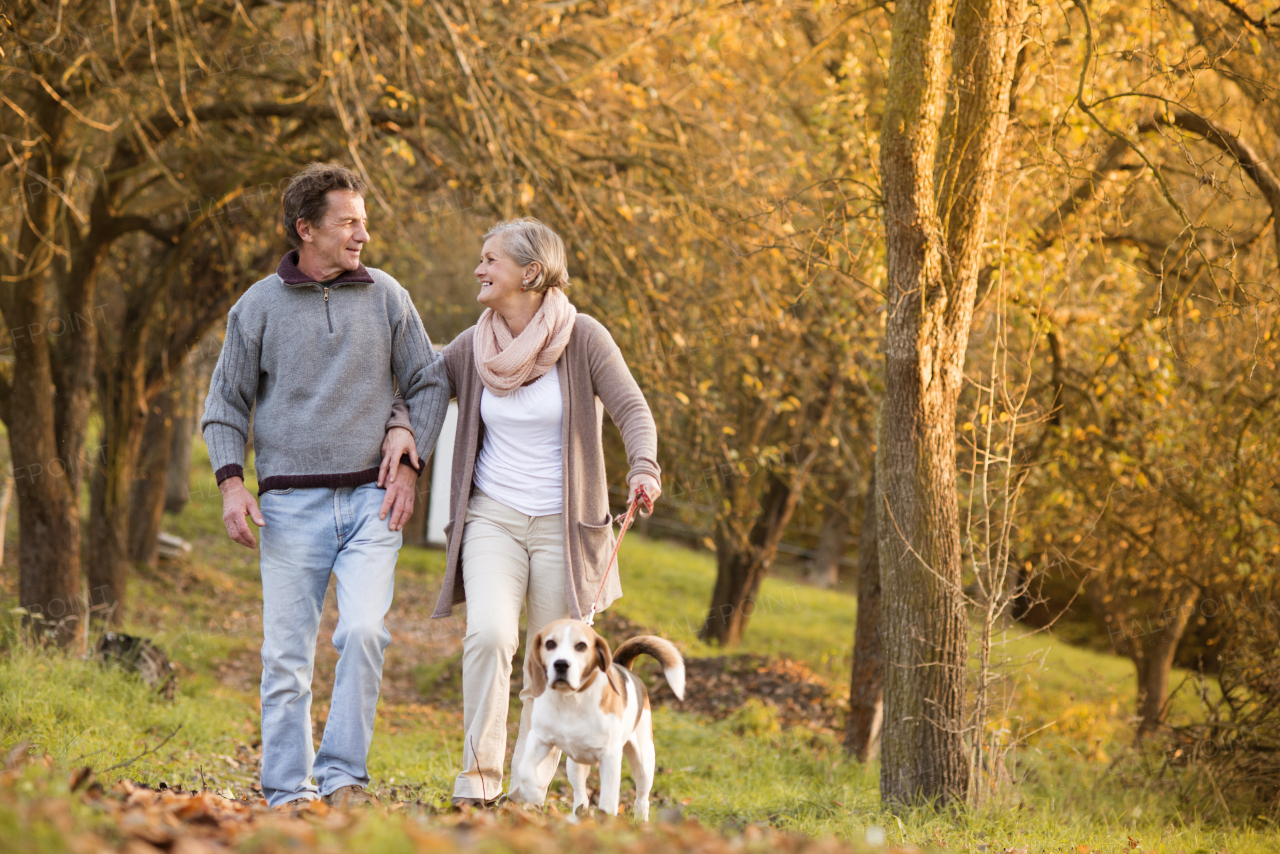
[484,217,570,293]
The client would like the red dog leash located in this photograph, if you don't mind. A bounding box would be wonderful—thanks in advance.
[585,485,650,626]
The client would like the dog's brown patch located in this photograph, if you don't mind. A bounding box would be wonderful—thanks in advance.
[599,667,625,716]
[525,629,550,697]
[593,632,612,674]
[575,669,600,692]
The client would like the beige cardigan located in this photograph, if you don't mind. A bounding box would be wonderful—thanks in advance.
[429,315,661,620]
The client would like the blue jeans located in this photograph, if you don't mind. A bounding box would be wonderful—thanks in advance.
[257,482,400,807]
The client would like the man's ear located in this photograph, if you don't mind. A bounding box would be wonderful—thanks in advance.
[594,633,612,675]
[296,218,313,244]
[525,630,548,698]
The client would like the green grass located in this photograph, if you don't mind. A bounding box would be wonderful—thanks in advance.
[0,637,254,794]
[609,536,856,678]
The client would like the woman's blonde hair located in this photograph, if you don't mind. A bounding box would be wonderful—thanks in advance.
[484,217,570,294]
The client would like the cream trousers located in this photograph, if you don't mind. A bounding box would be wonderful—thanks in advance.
[453,490,568,800]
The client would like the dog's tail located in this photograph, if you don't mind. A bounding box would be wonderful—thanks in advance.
[613,636,685,701]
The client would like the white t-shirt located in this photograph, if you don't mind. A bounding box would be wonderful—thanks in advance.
[472,363,564,516]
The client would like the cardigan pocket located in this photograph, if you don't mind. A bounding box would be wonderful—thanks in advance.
[577,516,617,583]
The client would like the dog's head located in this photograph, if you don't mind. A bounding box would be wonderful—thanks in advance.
[526,619,612,698]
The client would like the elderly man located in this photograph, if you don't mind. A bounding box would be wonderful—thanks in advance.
[202,162,448,810]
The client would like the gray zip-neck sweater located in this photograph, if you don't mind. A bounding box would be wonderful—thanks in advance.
[201,251,449,494]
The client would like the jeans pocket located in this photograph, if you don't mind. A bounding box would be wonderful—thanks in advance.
[262,487,295,496]
[577,515,616,585]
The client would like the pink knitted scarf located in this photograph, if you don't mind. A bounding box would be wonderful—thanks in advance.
[473,287,577,395]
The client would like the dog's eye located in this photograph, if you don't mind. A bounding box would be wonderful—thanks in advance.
[575,642,588,652]
[545,640,557,650]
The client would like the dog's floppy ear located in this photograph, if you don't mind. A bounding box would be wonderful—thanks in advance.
[593,631,612,675]
[526,630,548,698]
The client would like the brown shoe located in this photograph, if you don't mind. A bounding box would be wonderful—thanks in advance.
[273,796,316,813]
[323,785,377,809]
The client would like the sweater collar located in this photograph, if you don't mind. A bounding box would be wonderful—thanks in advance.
[277,250,376,287]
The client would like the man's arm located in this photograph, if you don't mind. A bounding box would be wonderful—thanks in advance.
[201,313,265,547]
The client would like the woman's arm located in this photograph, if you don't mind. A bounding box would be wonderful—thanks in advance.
[584,321,662,505]
[381,339,464,484]
[380,394,419,484]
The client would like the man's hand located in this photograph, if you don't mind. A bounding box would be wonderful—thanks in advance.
[380,463,419,531]
[379,426,420,487]
[220,477,265,548]
[627,473,661,518]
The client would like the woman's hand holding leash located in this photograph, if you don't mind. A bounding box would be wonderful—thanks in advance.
[587,476,660,625]
[627,473,660,518]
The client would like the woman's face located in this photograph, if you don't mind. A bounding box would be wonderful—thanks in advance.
[475,237,536,309]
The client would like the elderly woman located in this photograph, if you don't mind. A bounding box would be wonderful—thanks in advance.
[428,218,661,807]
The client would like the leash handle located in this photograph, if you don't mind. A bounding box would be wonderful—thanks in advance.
[585,485,647,626]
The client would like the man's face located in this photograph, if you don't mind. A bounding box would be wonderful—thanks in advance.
[297,190,369,275]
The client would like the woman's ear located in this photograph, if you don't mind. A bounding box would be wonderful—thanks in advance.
[526,630,548,698]
[594,632,612,675]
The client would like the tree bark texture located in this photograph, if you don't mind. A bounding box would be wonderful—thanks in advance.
[165,360,199,515]
[2,96,85,645]
[877,0,1026,808]
[8,278,85,641]
[88,360,149,625]
[700,474,800,645]
[129,388,179,566]
[846,471,884,761]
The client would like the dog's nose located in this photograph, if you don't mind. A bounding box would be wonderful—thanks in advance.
[553,659,569,673]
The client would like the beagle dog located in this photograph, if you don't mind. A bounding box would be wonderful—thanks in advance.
[513,618,685,820]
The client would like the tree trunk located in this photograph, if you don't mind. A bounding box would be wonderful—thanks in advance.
[129,388,178,566]
[1123,586,1197,736]
[87,358,150,626]
[164,360,198,515]
[807,495,849,589]
[3,97,85,645]
[1135,643,1177,735]
[876,0,1025,808]
[699,475,800,645]
[7,300,86,641]
[846,472,884,761]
